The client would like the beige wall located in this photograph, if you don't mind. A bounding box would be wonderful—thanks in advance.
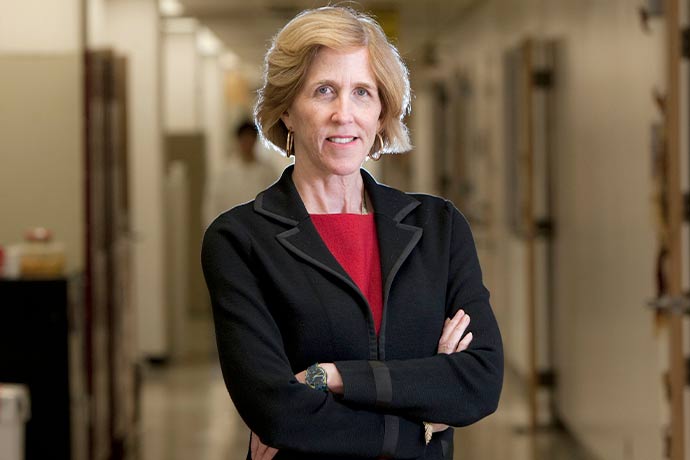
[435,0,665,458]
[0,0,84,272]
[0,55,84,273]
[0,0,81,53]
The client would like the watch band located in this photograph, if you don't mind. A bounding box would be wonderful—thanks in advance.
[305,363,328,392]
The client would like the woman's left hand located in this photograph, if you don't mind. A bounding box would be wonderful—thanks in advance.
[429,309,474,434]
[437,309,473,354]
[250,432,278,460]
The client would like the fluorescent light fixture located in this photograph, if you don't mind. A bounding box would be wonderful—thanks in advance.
[197,27,223,56]
[160,0,184,17]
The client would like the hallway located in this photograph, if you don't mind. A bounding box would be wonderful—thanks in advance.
[3,1,690,459]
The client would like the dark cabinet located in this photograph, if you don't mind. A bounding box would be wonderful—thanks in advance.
[0,277,88,460]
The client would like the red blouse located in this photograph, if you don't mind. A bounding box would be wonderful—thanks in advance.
[310,213,383,335]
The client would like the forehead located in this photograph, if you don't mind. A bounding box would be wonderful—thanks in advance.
[305,46,376,83]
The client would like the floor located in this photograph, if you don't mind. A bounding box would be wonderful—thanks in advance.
[138,355,599,460]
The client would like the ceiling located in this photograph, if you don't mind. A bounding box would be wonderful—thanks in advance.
[176,0,481,85]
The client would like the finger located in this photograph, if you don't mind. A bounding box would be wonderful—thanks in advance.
[440,313,470,353]
[430,423,449,432]
[256,438,270,459]
[439,314,470,354]
[257,439,271,460]
[439,309,465,344]
[456,331,473,352]
[295,370,306,384]
[251,432,258,459]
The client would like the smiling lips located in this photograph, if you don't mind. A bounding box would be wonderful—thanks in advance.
[327,136,357,144]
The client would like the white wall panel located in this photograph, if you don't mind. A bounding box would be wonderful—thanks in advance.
[87,0,107,48]
[106,0,167,358]
[164,28,201,132]
[201,56,227,183]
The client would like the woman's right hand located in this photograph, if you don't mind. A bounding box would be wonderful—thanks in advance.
[430,309,473,433]
[251,432,278,460]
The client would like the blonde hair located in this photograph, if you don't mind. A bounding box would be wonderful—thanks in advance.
[255,6,412,156]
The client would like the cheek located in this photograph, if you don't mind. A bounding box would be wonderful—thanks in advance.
[367,114,382,133]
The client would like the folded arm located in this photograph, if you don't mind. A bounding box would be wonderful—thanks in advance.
[332,205,503,426]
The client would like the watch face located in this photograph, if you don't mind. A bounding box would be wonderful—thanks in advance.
[312,369,326,386]
[307,364,328,391]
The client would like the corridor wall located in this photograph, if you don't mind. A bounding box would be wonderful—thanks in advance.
[438,1,664,459]
[0,0,84,273]
[104,0,168,358]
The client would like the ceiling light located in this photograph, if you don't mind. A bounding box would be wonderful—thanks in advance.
[197,27,222,56]
[160,0,184,17]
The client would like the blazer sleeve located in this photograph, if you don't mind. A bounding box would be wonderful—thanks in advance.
[201,216,426,458]
[334,203,504,427]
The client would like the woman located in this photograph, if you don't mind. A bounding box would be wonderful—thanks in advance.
[201,6,503,459]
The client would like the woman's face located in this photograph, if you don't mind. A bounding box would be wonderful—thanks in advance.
[282,46,382,178]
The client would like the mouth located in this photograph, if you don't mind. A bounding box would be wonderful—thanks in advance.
[327,136,357,144]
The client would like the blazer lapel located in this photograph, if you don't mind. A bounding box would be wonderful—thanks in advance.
[374,212,423,306]
[363,171,423,357]
[362,171,423,301]
[254,166,364,301]
[276,223,363,299]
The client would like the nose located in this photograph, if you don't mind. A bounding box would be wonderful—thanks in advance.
[331,94,354,124]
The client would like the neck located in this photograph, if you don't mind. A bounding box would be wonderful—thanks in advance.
[292,165,366,214]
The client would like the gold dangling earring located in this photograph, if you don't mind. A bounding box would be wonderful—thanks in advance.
[369,133,383,161]
[286,130,294,158]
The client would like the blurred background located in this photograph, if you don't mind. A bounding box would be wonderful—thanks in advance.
[1,0,689,459]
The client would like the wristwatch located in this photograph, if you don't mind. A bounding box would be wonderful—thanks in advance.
[305,363,328,392]
[423,422,433,445]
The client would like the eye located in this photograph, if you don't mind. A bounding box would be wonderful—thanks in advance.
[317,86,333,96]
[355,88,369,97]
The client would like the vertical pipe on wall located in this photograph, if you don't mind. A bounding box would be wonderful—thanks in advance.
[664,0,686,458]
[522,38,539,433]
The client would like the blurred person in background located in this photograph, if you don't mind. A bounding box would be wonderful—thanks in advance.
[202,6,503,459]
[203,119,277,226]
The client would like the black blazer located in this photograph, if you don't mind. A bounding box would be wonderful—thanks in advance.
[201,166,503,459]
